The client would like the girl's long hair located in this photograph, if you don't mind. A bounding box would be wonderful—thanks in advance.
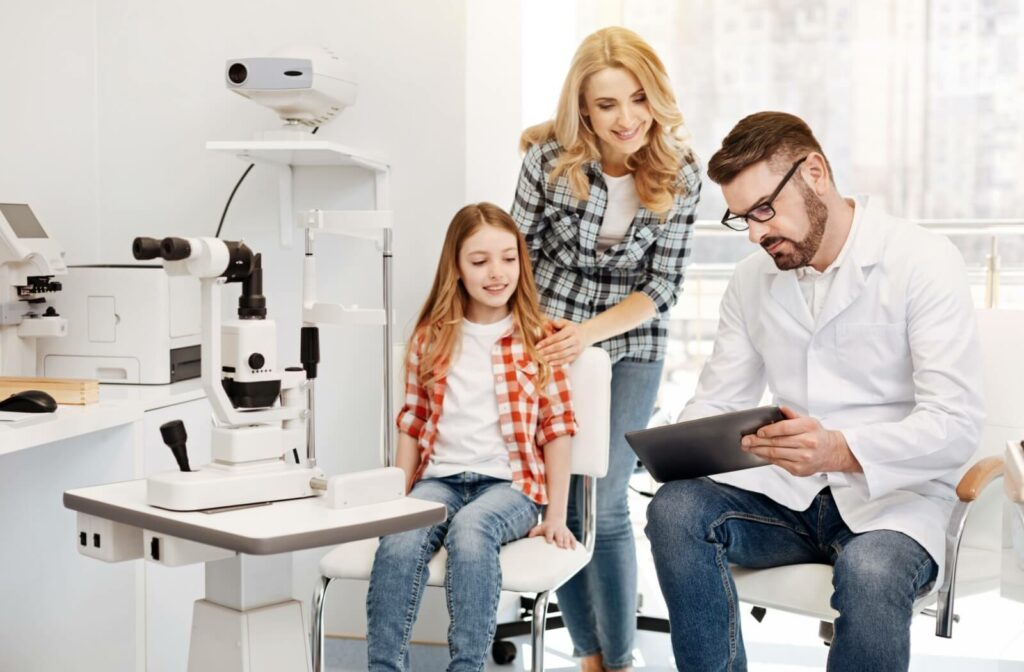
[409,202,550,387]
[520,26,694,215]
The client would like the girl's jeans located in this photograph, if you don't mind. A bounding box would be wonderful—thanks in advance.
[366,472,539,672]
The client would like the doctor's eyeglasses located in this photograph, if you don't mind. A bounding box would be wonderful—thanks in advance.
[720,156,808,231]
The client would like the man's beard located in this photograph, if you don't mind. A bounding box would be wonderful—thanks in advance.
[760,182,828,271]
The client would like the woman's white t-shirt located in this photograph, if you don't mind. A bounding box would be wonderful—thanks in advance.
[596,171,641,255]
[422,315,514,480]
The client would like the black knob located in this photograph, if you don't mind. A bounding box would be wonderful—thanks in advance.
[248,352,265,370]
[159,420,191,472]
[133,237,162,260]
[43,307,58,317]
[301,326,320,379]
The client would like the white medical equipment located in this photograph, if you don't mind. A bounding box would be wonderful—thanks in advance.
[225,45,357,136]
[37,265,202,384]
[0,203,68,377]
[65,476,445,672]
[1003,440,1024,604]
[62,229,416,671]
[130,234,330,511]
[61,50,409,669]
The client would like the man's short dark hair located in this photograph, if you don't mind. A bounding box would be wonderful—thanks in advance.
[707,111,834,186]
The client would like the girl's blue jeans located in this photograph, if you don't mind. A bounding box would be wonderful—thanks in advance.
[365,472,539,672]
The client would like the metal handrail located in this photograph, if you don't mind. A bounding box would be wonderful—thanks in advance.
[686,218,1024,309]
[691,218,1024,233]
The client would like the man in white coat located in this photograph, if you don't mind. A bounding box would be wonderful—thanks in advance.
[645,111,983,671]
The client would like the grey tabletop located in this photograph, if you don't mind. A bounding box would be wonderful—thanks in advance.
[64,479,446,555]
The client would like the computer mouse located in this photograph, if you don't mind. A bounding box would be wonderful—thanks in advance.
[0,389,58,413]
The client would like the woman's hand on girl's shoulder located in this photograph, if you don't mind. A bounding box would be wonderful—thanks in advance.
[528,519,577,550]
[538,318,591,366]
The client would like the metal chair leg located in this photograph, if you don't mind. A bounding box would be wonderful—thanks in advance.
[818,620,834,645]
[936,500,971,638]
[311,575,333,672]
[531,591,550,672]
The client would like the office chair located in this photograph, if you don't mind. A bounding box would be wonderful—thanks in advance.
[310,346,612,672]
[729,308,1022,641]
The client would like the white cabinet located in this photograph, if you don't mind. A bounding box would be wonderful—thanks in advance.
[0,421,137,671]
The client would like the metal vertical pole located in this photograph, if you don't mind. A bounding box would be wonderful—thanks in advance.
[376,169,394,466]
[304,227,318,465]
[984,235,1000,309]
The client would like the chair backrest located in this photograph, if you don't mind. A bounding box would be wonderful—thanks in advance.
[962,308,1024,550]
[567,347,612,479]
[387,344,611,480]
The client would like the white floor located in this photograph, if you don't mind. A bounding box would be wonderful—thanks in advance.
[327,598,1024,671]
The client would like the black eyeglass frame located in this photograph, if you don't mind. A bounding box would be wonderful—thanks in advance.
[720,156,809,231]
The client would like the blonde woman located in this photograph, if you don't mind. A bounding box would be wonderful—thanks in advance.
[512,27,701,671]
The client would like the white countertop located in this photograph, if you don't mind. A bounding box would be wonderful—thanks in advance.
[0,379,208,457]
[0,400,143,457]
[100,378,206,411]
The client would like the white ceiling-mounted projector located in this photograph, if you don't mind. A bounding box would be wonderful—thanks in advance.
[225,46,357,133]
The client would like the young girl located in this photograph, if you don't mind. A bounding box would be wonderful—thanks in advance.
[365,202,578,672]
[512,27,701,672]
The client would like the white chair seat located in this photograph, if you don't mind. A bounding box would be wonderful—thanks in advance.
[498,537,592,593]
[732,563,838,620]
[732,545,1001,622]
[319,535,592,595]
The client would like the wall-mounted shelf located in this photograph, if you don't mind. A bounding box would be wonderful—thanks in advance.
[206,140,390,247]
[206,140,388,173]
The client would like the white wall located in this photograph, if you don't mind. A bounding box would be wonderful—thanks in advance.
[0,0,488,659]
[0,2,101,263]
[0,0,540,655]
[465,2,523,205]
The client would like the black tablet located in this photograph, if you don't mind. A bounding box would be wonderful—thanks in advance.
[625,406,785,483]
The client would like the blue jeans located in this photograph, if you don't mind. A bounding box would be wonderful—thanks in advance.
[645,478,938,672]
[557,358,664,669]
[365,473,540,672]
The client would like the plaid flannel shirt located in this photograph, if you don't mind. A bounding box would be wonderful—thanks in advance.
[511,138,702,362]
[396,325,578,505]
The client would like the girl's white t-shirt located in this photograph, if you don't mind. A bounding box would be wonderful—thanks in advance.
[596,171,641,254]
[422,314,514,481]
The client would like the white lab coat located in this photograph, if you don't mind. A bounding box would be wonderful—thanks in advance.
[680,196,984,584]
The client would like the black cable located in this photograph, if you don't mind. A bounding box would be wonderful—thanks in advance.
[215,163,254,238]
[213,125,319,238]
[629,484,656,498]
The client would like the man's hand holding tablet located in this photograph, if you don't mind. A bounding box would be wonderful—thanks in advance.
[740,406,863,477]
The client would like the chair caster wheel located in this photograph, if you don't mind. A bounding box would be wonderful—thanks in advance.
[491,639,517,664]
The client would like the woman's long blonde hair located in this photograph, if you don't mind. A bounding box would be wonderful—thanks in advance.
[520,26,693,214]
[410,203,550,387]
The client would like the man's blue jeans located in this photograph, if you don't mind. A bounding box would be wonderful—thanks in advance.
[645,478,938,672]
[365,473,539,672]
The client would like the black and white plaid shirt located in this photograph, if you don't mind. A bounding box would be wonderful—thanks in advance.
[511,138,701,363]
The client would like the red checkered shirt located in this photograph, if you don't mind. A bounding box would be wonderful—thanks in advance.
[396,325,578,505]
